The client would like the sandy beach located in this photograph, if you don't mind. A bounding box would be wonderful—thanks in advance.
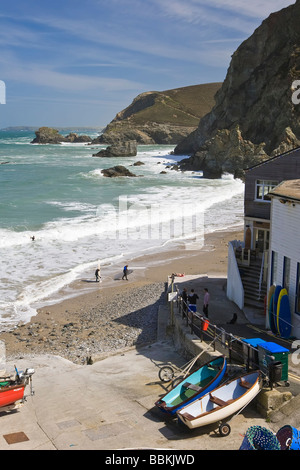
[0,227,243,364]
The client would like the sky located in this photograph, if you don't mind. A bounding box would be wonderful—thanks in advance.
[0,0,295,129]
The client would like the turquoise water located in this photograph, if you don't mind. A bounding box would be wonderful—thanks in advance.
[0,130,244,328]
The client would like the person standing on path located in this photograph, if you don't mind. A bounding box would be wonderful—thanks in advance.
[122,265,129,280]
[181,287,188,317]
[203,288,210,317]
[188,289,199,313]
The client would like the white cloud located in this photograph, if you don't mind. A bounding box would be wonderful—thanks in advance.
[0,53,143,93]
[0,0,295,127]
[151,0,294,31]
[200,0,295,19]
[3,1,294,73]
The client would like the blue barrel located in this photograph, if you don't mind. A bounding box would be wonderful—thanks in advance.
[276,425,300,450]
[239,426,281,450]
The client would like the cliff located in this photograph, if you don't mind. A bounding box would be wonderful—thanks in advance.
[174,1,300,178]
[94,83,222,145]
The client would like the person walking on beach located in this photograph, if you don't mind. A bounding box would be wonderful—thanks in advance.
[203,288,210,317]
[95,268,100,282]
[188,289,199,313]
[122,265,129,280]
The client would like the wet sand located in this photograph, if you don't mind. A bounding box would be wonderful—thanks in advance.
[0,227,243,364]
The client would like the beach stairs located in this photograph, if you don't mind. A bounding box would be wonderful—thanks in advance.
[238,258,267,311]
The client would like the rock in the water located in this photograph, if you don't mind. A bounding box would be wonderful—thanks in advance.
[93,140,137,158]
[31,127,66,144]
[31,127,92,144]
[101,165,137,177]
[64,132,92,143]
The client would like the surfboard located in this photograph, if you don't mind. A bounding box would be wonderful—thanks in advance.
[277,288,288,314]
[267,285,275,330]
[268,294,277,334]
[276,288,288,333]
[272,285,282,333]
[277,294,292,338]
[114,269,133,280]
[268,285,275,310]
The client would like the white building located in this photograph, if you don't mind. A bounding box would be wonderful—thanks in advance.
[268,179,300,338]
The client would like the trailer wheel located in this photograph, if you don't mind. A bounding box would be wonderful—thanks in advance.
[171,376,184,387]
[219,423,231,437]
[158,366,174,382]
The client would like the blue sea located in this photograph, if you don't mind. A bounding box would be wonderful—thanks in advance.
[0,129,244,329]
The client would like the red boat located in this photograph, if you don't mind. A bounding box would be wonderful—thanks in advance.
[0,366,35,412]
[0,384,26,408]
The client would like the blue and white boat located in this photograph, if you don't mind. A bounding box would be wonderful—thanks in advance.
[155,356,227,415]
[177,370,261,435]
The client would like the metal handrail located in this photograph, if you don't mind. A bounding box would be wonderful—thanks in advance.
[176,291,261,371]
[258,252,264,300]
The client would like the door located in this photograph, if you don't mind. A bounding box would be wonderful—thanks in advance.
[255,229,269,254]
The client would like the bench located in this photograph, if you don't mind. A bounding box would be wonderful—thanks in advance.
[180,411,195,420]
[239,378,252,389]
[209,393,228,407]
[182,382,202,392]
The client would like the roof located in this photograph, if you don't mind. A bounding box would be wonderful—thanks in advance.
[269,179,300,202]
[244,145,300,172]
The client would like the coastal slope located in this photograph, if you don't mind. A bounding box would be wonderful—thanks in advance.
[94,83,222,145]
[174,1,300,178]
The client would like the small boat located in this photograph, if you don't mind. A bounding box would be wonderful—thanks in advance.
[0,366,35,412]
[155,356,227,415]
[177,370,261,435]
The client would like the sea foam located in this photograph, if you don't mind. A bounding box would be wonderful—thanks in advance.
[0,133,244,327]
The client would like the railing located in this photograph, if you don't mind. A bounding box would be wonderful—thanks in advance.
[227,241,244,309]
[258,252,264,300]
[175,287,261,372]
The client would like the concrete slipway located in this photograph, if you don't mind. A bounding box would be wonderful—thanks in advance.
[1,275,300,451]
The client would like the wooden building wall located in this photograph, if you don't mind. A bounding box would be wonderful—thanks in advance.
[268,197,300,337]
[244,147,300,220]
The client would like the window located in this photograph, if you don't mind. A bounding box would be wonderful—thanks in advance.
[270,251,278,285]
[283,256,291,291]
[255,180,278,202]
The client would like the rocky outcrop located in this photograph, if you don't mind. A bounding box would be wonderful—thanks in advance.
[93,140,137,158]
[64,132,92,143]
[93,83,221,145]
[31,127,64,144]
[178,126,268,178]
[101,165,137,177]
[174,1,300,177]
[94,122,197,146]
[31,127,92,144]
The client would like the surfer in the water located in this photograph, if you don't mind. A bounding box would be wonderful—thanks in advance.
[122,265,129,280]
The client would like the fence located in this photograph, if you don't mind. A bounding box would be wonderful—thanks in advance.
[175,286,262,372]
